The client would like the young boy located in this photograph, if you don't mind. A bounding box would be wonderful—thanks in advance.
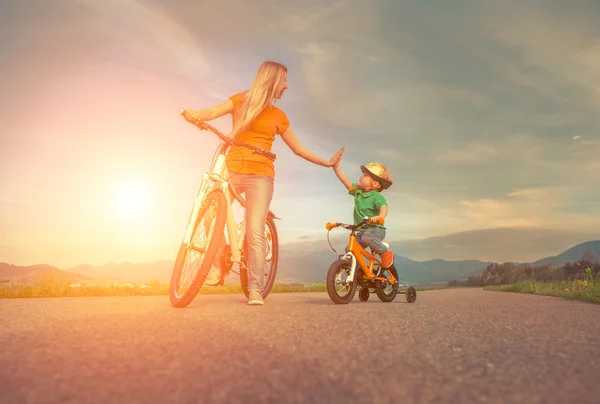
[332,160,395,269]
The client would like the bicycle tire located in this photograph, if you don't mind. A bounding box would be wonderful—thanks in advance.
[169,190,226,308]
[375,265,399,302]
[326,258,358,304]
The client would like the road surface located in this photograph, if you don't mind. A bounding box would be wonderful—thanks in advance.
[1,288,599,403]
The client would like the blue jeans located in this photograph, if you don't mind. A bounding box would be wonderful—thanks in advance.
[356,227,388,254]
[228,173,274,292]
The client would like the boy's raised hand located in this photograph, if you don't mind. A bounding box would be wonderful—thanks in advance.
[328,147,345,167]
[331,152,353,190]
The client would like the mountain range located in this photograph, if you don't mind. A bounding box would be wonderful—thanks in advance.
[2,236,599,286]
[531,240,600,266]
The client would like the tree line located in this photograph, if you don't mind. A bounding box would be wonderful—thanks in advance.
[448,251,600,287]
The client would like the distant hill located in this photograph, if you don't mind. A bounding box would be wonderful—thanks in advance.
[67,261,175,284]
[0,262,90,285]
[3,238,599,287]
[276,245,489,285]
[531,240,600,266]
[387,227,600,264]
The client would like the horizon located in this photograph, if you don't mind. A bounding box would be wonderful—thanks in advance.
[2,234,599,270]
[2,0,600,268]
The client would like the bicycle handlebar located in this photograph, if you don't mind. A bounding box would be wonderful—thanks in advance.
[180,110,277,162]
[326,216,385,231]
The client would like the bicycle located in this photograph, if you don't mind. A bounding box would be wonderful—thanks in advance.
[169,111,280,308]
[324,217,417,304]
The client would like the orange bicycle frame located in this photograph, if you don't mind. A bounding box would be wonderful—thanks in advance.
[347,233,397,285]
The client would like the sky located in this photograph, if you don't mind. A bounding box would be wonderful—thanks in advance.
[1,0,600,267]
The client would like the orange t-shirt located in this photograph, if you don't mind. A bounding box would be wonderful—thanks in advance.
[225,92,290,179]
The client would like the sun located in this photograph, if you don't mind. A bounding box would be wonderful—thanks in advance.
[115,185,149,217]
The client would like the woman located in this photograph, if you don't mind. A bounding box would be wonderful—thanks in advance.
[184,60,345,305]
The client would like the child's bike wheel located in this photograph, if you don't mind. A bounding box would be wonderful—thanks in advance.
[358,287,370,302]
[169,190,227,308]
[406,286,417,303]
[375,265,399,302]
[240,215,279,299]
[326,258,358,304]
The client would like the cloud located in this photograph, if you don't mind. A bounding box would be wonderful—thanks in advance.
[378,179,600,245]
[3,0,600,266]
[287,1,403,129]
[472,2,600,110]
[297,42,342,98]
[272,0,352,33]
[375,149,405,161]
[436,140,498,164]
[455,185,600,232]
[391,227,600,263]
[458,190,550,228]
[74,0,209,73]
[296,40,396,128]
[367,55,384,64]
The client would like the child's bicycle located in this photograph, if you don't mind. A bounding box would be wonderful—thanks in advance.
[169,111,279,308]
[324,217,417,304]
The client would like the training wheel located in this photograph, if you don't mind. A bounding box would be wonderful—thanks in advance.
[359,287,370,302]
[405,286,417,303]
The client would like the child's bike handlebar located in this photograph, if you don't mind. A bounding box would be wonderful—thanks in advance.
[180,110,277,162]
[325,216,385,231]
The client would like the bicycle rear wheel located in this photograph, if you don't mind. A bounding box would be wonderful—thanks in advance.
[169,190,226,308]
[375,265,399,302]
[240,215,279,299]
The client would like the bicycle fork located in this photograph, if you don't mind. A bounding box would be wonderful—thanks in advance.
[340,253,358,286]
[183,174,210,246]
[183,155,229,247]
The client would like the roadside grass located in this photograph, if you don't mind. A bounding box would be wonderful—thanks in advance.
[0,276,168,298]
[0,274,443,298]
[0,276,325,299]
[485,277,600,305]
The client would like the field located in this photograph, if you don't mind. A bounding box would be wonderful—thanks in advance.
[0,275,329,298]
[0,274,444,298]
[485,279,600,304]
[452,262,600,304]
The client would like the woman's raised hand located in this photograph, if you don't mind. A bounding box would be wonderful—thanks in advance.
[182,109,201,121]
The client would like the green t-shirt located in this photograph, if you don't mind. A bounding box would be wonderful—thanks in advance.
[349,182,387,228]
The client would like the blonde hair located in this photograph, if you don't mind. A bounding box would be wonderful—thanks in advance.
[230,61,287,138]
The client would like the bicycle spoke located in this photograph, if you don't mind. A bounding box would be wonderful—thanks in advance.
[334,269,352,296]
[175,203,218,297]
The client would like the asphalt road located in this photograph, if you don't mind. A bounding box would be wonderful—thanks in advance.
[1,288,599,404]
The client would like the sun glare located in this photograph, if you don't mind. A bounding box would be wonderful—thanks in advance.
[115,186,149,217]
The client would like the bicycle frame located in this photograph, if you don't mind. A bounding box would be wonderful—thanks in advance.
[180,115,278,271]
[328,220,397,287]
[182,149,248,265]
[169,112,281,308]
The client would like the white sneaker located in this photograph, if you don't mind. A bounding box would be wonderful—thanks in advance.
[248,290,264,305]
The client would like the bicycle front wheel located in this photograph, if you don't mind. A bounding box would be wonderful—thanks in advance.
[169,190,226,308]
[326,258,358,304]
[240,215,279,299]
